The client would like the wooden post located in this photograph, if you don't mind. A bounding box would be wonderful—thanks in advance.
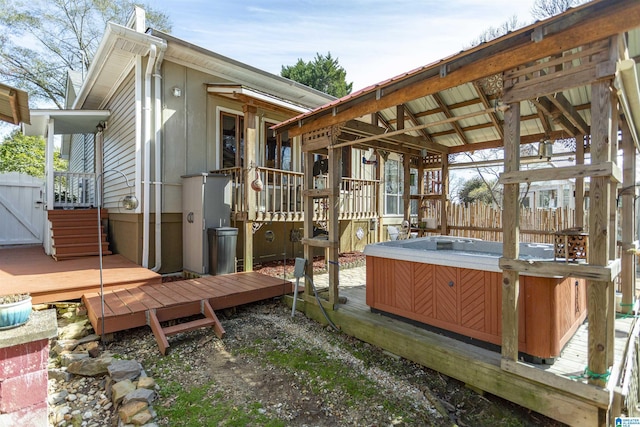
[243,105,257,272]
[575,135,585,229]
[403,155,411,223]
[501,101,521,363]
[377,154,384,242]
[440,154,449,235]
[587,79,613,388]
[303,150,315,297]
[606,91,619,366]
[620,118,636,313]
[327,143,342,307]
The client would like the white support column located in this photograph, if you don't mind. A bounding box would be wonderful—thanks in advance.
[44,118,55,255]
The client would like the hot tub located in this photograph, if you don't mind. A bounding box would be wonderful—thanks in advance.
[364,236,587,363]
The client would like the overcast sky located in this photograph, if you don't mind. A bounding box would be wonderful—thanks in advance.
[151,0,541,92]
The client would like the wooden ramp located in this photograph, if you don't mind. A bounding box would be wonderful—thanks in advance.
[82,272,293,354]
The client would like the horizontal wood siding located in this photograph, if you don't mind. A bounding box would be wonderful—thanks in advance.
[103,71,136,209]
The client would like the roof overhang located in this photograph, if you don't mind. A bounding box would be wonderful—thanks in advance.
[73,22,166,110]
[0,83,30,125]
[207,84,311,115]
[22,110,110,136]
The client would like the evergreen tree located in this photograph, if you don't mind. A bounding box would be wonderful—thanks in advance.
[281,52,353,98]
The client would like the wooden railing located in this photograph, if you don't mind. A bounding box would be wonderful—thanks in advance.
[53,172,95,208]
[210,167,379,222]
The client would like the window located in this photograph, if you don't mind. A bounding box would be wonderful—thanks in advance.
[384,159,403,215]
[265,124,292,171]
[221,112,244,168]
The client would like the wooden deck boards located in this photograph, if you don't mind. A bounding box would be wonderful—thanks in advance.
[0,245,161,304]
[83,272,293,335]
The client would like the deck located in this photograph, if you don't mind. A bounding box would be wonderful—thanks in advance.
[82,272,293,336]
[0,245,161,304]
[293,281,640,426]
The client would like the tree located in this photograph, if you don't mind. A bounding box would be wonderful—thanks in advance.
[531,0,586,20]
[0,0,171,109]
[467,15,522,48]
[457,176,497,206]
[281,52,353,98]
[0,130,67,177]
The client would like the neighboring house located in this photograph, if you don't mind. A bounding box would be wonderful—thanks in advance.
[24,8,385,273]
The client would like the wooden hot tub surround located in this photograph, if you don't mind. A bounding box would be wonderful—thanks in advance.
[364,237,587,362]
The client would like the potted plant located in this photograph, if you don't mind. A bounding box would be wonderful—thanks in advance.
[0,293,32,329]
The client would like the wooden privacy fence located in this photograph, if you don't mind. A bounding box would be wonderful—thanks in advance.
[422,201,585,244]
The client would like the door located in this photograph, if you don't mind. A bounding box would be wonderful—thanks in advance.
[0,172,45,245]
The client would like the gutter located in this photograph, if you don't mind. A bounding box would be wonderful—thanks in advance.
[151,47,165,272]
[142,44,157,269]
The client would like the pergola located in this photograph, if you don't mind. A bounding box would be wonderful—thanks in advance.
[274,0,640,403]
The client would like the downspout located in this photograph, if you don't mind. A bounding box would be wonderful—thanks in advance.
[142,44,157,268]
[151,47,165,272]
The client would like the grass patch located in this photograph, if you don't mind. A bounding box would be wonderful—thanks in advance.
[155,380,284,427]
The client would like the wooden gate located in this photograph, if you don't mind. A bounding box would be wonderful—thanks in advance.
[0,172,45,245]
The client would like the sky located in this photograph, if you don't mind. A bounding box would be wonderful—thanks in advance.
[150,0,541,92]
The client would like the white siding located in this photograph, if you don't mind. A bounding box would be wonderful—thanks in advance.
[68,134,95,173]
[102,71,136,209]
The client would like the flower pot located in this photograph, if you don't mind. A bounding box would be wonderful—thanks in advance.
[0,296,32,330]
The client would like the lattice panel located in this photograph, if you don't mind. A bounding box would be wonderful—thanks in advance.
[435,265,457,324]
[460,269,486,332]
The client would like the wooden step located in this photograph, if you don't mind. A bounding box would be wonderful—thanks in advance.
[52,242,110,255]
[52,234,107,245]
[48,209,108,220]
[51,226,105,237]
[147,300,225,355]
[50,218,102,228]
[52,250,113,261]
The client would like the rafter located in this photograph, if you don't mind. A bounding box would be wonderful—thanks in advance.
[431,93,469,144]
[472,81,503,139]
[530,97,578,136]
[548,93,589,135]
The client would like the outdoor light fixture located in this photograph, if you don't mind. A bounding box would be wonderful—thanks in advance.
[172,86,182,97]
[538,139,553,161]
[96,170,138,348]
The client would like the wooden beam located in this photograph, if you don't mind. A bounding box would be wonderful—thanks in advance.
[331,108,495,151]
[327,143,341,307]
[548,93,590,135]
[472,81,503,140]
[501,101,521,362]
[432,92,468,144]
[283,0,640,137]
[447,130,567,154]
[587,79,613,388]
[575,135,585,229]
[499,258,621,282]
[499,162,622,185]
[530,97,578,136]
[402,103,434,142]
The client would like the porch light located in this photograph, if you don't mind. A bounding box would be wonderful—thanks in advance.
[172,86,182,97]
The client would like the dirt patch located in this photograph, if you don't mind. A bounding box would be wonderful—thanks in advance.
[107,299,564,426]
[252,252,366,278]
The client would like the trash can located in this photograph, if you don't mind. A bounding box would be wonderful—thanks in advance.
[207,227,238,275]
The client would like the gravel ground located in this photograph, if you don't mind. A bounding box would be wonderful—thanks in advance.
[48,256,565,426]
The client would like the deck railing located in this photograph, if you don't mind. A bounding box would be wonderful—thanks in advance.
[53,172,96,208]
[209,167,380,222]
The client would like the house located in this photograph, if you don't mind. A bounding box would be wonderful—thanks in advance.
[25,7,366,273]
